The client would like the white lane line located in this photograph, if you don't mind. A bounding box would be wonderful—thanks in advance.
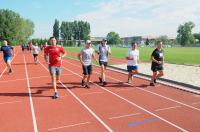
[48,122,91,131]
[0,67,7,79]
[66,60,200,112]
[60,81,113,132]
[23,54,38,132]
[39,61,113,132]
[0,101,22,105]
[63,62,188,132]
[81,92,104,96]
[155,106,182,112]
[109,113,141,120]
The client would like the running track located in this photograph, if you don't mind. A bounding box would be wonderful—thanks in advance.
[0,47,200,132]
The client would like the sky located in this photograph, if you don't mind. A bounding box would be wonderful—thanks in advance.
[0,0,200,38]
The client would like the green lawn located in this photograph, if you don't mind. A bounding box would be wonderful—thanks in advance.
[65,47,200,65]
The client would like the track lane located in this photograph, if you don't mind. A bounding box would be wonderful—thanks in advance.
[25,53,110,131]
[0,48,35,132]
[64,57,200,131]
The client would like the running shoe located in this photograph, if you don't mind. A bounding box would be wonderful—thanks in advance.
[81,80,85,86]
[150,82,155,86]
[53,92,59,99]
[99,77,103,83]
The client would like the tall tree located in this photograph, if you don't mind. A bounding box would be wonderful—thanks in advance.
[177,21,195,46]
[60,20,90,43]
[107,32,121,45]
[53,19,59,40]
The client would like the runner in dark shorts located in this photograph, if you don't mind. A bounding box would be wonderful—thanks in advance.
[96,38,111,86]
[150,41,164,86]
[78,40,97,88]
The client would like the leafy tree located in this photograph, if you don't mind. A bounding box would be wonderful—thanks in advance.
[0,9,34,45]
[177,21,195,46]
[106,32,121,45]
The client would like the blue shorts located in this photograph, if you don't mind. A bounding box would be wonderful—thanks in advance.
[4,56,12,63]
[49,66,62,76]
[127,66,138,72]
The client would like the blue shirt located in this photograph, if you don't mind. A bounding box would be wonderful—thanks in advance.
[97,44,111,62]
[0,45,14,57]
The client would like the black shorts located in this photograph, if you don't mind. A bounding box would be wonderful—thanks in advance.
[151,65,163,72]
[82,65,92,75]
[99,61,108,67]
[33,54,38,57]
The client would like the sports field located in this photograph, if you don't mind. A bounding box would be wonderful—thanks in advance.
[66,47,200,65]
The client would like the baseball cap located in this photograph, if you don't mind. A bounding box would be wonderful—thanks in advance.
[102,38,107,42]
[86,40,92,44]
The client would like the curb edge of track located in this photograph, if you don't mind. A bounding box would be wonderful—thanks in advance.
[107,65,200,95]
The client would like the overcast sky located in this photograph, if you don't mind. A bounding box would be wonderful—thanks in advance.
[1,0,200,38]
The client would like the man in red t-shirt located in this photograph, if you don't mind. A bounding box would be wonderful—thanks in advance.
[44,37,66,99]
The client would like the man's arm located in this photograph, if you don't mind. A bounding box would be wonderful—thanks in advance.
[77,51,84,65]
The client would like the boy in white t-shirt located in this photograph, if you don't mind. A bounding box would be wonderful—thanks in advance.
[32,43,40,64]
[126,42,140,84]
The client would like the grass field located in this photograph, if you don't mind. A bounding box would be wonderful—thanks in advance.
[65,47,200,65]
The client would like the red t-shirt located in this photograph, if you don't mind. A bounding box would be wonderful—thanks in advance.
[44,45,65,67]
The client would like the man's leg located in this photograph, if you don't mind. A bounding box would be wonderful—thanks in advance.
[150,72,157,86]
[6,60,13,73]
[156,70,164,79]
[51,74,59,98]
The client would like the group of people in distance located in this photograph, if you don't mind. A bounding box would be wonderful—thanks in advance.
[0,37,164,99]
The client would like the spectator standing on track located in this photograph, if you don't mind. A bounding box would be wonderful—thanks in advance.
[96,38,111,86]
[78,40,97,88]
[0,39,14,74]
[41,42,48,51]
[150,41,164,86]
[126,42,140,84]
[32,43,40,64]
[44,37,66,99]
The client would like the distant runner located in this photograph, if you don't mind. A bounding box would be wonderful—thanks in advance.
[0,39,14,74]
[32,43,40,64]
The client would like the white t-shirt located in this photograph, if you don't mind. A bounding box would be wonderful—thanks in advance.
[126,49,139,66]
[81,47,94,66]
[32,45,40,54]
[97,44,111,62]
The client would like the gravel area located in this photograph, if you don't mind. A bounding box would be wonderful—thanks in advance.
[113,63,200,88]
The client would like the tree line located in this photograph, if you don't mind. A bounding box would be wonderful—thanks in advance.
[0,9,34,45]
[53,19,90,46]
